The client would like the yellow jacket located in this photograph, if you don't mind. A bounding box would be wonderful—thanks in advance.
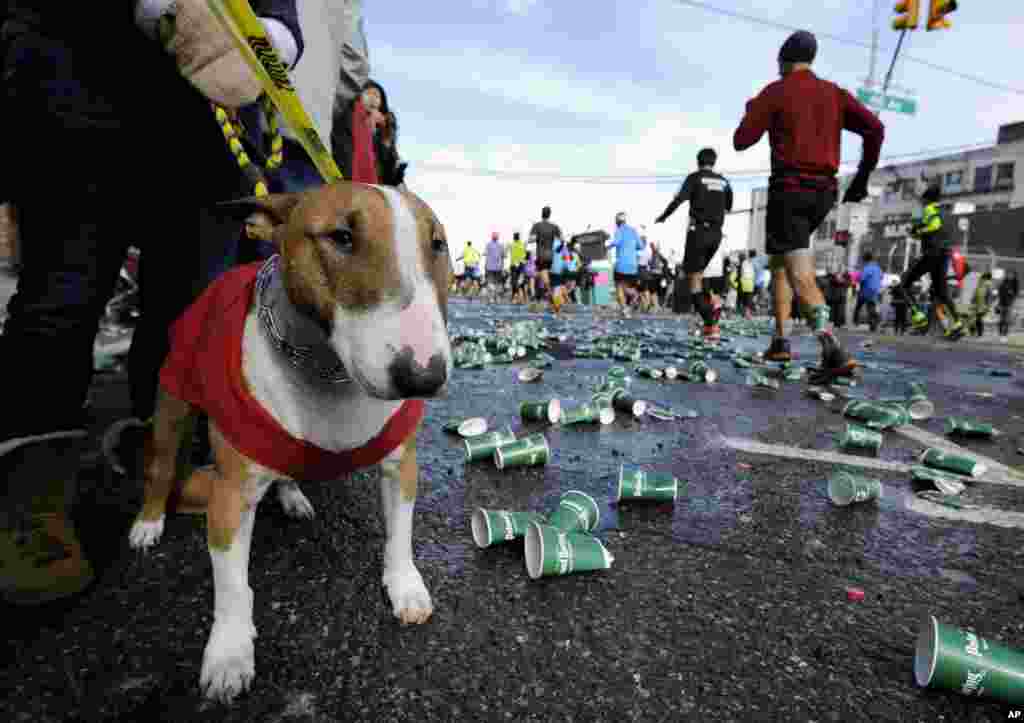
[463,245,481,266]
[510,240,527,266]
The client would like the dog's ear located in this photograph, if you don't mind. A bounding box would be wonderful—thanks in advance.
[216,193,304,240]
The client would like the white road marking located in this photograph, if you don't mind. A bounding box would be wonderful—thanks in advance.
[722,436,1024,530]
[890,425,1024,488]
[722,437,911,474]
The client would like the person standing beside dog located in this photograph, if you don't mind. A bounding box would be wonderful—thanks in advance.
[529,205,562,302]
[733,29,884,384]
[655,148,733,339]
[0,0,305,605]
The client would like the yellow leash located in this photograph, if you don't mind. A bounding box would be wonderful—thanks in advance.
[206,0,344,184]
[211,96,281,197]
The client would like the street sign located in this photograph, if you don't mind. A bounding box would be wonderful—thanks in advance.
[857,88,917,115]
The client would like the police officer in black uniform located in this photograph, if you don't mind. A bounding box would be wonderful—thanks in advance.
[655,148,733,340]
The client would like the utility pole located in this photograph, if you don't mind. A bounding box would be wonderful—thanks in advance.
[868,0,880,88]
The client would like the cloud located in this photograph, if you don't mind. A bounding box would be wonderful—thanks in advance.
[503,0,539,16]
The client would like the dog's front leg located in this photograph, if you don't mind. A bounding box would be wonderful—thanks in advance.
[379,428,432,625]
[200,425,272,703]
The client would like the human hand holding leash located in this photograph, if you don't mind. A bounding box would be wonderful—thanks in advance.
[136,0,295,108]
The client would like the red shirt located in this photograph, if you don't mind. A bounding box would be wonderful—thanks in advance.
[350,98,380,185]
[733,69,884,189]
[159,262,424,480]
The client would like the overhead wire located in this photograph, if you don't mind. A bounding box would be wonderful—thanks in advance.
[409,140,993,184]
[672,0,1024,96]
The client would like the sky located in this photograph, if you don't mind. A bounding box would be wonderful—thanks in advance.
[360,0,1024,272]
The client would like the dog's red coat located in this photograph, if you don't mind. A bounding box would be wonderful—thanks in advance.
[160,262,424,480]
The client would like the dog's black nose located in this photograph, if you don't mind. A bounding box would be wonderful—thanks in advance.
[389,348,448,398]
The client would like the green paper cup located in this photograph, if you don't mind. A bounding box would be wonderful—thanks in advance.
[591,392,615,409]
[635,366,663,380]
[561,404,615,426]
[905,383,935,420]
[910,466,967,495]
[748,373,780,390]
[839,423,882,453]
[906,398,935,421]
[945,418,998,438]
[827,470,883,506]
[595,379,629,396]
[443,417,489,437]
[616,464,678,502]
[521,399,561,424]
[921,448,988,478]
[734,358,752,369]
[494,434,550,469]
[611,393,647,418]
[843,400,910,430]
[915,615,1024,705]
[831,377,856,387]
[464,427,518,462]
[524,523,614,580]
[607,366,628,380]
[807,387,836,402]
[518,367,544,383]
[471,509,546,548]
[687,361,718,384]
[547,490,601,533]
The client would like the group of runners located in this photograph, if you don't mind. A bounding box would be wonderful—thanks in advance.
[451,29,973,383]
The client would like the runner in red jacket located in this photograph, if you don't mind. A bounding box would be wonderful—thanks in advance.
[733,30,885,383]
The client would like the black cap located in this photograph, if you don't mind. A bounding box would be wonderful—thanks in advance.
[922,184,941,203]
[778,30,817,64]
[697,148,717,167]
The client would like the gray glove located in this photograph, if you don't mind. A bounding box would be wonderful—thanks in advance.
[135,0,297,108]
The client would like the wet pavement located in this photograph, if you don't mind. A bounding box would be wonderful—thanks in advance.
[3,298,1024,722]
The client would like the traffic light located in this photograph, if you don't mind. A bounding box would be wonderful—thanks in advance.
[926,0,957,30]
[892,0,920,30]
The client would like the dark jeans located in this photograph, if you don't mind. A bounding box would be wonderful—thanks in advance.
[1,27,247,440]
[999,304,1013,336]
[853,297,879,330]
[830,298,847,329]
[898,252,958,323]
[893,303,909,334]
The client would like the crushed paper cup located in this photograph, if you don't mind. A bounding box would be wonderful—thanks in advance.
[518,367,544,383]
[443,417,489,438]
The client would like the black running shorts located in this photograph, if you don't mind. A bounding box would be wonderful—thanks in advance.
[765,188,836,256]
[682,224,723,274]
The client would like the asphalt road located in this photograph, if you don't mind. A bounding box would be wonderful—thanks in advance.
[2,297,1024,722]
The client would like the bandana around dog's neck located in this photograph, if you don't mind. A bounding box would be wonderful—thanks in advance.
[255,256,352,384]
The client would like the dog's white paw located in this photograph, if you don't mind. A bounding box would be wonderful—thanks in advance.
[200,620,256,703]
[382,562,433,625]
[275,480,315,519]
[128,516,165,549]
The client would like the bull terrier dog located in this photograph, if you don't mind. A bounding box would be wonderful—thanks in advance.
[126,182,452,702]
